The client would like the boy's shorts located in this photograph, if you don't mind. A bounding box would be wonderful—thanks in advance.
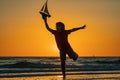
[60,47,78,61]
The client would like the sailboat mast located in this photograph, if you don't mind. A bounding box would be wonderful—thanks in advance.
[39,0,51,17]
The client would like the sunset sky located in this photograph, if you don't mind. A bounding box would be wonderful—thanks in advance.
[0,0,120,57]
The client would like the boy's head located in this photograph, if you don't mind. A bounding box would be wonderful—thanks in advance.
[56,22,65,32]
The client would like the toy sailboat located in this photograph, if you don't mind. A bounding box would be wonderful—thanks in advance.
[39,0,51,17]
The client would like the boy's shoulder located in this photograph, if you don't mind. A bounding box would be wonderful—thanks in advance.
[52,30,71,34]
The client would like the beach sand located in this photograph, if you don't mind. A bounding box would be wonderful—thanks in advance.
[0,74,120,80]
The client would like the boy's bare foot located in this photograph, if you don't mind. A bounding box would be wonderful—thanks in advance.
[73,53,78,61]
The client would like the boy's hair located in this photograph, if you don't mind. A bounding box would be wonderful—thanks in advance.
[56,22,65,30]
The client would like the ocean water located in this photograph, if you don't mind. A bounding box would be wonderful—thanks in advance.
[0,57,120,78]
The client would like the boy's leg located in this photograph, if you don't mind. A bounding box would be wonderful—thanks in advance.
[60,51,66,80]
[61,59,66,79]
[67,47,78,61]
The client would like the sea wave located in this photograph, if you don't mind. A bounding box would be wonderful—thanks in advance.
[0,57,120,78]
[0,61,59,68]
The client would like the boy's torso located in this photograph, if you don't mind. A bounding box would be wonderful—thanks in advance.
[52,30,71,50]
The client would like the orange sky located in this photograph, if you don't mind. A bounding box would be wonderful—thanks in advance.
[0,0,120,57]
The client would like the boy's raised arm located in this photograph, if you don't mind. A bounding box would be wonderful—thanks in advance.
[42,15,54,33]
[71,25,86,32]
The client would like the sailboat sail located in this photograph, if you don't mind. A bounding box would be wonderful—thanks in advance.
[40,0,51,17]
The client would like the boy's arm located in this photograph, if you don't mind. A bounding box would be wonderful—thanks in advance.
[70,25,86,32]
[42,15,54,33]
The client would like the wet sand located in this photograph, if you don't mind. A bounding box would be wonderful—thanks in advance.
[0,73,120,80]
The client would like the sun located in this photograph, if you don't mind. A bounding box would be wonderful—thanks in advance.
[52,44,58,52]
[50,44,59,56]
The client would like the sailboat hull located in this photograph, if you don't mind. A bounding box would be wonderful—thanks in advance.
[40,11,51,17]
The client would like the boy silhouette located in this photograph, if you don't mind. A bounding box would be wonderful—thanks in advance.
[41,14,86,80]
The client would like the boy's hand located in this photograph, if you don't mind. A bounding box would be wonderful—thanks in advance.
[81,25,86,29]
[42,14,47,21]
